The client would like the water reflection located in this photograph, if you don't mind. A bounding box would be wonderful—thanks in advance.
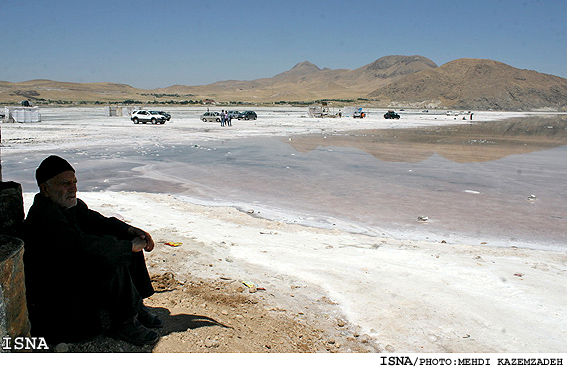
[7,115,567,251]
[284,115,567,163]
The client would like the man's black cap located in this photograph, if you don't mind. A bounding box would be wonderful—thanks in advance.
[35,155,75,186]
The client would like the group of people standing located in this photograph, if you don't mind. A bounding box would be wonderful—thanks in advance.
[220,110,232,127]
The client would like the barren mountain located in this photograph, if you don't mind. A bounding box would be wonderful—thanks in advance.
[155,55,438,102]
[339,55,438,89]
[0,79,141,103]
[270,61,324,80]
[368,58,567,111]
[1,56,566,110]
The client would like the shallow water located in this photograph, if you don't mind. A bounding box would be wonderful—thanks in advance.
[7,116,567,251]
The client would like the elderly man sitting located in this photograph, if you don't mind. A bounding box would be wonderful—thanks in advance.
[22,155,163,346]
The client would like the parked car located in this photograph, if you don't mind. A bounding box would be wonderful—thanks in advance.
[384,110,400,119]
[131,110,167,124]
[200,111,222,122]
[353,111,366,118]
[227,111,240,119]
[157,111,171,121]
[237,111,257,120]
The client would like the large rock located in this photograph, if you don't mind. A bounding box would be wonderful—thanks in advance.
[0,182,25,237]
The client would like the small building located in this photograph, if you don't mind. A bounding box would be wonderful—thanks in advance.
[3,106,41,123]
[107,106,120,116]
[307,102,337,118]
[105,106,138,117]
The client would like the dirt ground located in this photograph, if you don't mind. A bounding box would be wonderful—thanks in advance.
[49,272,379,353]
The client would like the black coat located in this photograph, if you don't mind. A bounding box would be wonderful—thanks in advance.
[21,194,138,342]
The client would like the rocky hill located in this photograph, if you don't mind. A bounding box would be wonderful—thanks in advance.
[1,56,566,110]
[368,58,567,111]
[171,55,438,102]
[0,79,142,103]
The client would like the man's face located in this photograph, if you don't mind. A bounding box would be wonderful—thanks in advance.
[41,170,78,208]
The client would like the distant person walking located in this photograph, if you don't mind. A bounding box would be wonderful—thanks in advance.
[221,110,226,127]
[226,111,232,126]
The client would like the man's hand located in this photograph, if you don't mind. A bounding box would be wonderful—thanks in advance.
[131,236,148,252]
[128,227,155,252]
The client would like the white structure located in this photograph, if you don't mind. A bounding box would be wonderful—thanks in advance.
[106,106,120,116]
[343,106,357,117]
[106,106,139,117]
[307,102,337,118]
[3,106,41,123]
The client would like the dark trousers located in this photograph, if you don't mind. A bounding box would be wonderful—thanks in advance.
[99,251,154,324]
[28,251,154,343]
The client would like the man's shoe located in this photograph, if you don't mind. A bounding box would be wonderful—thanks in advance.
[137,305,164,328]
[109,319,159,346]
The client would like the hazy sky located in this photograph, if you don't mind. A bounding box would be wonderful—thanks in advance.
[1,0,566,89]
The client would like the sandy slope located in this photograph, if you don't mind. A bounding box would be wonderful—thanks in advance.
[36,191,565,353]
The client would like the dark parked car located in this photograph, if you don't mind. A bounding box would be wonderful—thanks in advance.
[237,111,257,120]
[157,111,171,121]
[384,110,400,119]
